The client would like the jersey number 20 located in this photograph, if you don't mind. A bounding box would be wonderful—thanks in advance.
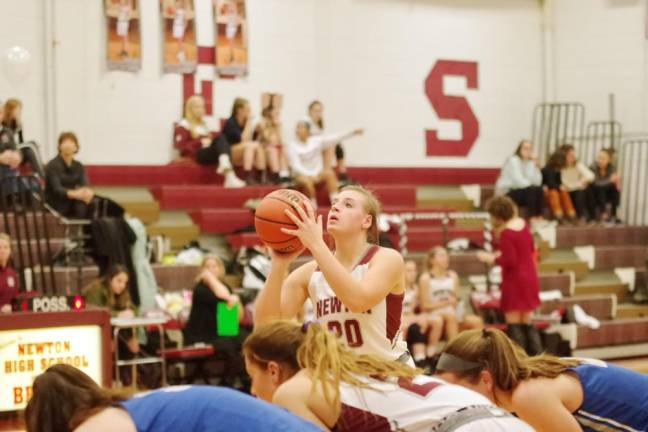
[328,319,363,347]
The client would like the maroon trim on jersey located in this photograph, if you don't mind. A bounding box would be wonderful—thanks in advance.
[358,245,380,266]
[397,377,443,397]
[337,403,392,432]
[386,292,404,342]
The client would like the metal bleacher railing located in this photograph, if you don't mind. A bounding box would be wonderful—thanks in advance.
[0,175,57,295]
[618,138,648,226]
[532,102,586,164]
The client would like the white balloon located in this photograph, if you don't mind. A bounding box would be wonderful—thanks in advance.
[3,46,31,85]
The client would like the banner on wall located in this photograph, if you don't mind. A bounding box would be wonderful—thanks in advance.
[161,0,198,74]
[214,0,249,77]
[0,325,104,411]
[105,0,141,72]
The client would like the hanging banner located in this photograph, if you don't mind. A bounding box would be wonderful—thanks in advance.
[161,0,198,74]
[105,0,141,72]
[214,0,249,77]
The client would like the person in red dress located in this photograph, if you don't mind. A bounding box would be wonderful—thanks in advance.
[477,196,541,354]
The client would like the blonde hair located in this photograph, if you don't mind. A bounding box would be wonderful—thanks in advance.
[243,321,420,408]
[195,255,225,282]
[438,328,580,391]
[3,98,22,125]
[183,95,207,139]
[340,185,381,244]
[0,233,11,244]
[424,246,447,272]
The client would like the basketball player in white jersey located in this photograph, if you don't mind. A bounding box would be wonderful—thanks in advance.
[243,320,534,431]
[254,185,410,363]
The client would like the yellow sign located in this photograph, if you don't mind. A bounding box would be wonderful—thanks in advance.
[0,325,103,411]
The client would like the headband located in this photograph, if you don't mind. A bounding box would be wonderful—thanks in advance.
[435,352,483,373]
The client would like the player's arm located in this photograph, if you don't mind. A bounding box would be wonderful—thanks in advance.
[254,255,313,327]
[511,380,582,432]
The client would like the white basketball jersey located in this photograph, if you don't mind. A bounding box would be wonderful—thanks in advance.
[338,375,494,432]
[307,246,409,362]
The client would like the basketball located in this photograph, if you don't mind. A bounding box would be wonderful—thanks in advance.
[254,189,311,254]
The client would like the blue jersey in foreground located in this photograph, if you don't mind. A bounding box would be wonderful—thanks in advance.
[570,361,648,432]
[120,385,322,432]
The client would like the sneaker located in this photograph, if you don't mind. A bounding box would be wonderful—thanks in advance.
[224,173,245,188]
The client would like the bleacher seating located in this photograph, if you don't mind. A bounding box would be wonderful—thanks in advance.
[66,163,644,359]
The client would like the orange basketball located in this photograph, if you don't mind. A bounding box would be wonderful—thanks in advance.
[254,189,311,254]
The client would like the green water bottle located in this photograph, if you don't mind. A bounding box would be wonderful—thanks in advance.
[216,302,239,336]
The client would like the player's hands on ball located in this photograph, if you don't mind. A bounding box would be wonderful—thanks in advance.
[282,199,324,252]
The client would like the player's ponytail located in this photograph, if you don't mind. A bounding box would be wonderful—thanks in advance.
[436,328,580,391]
[244,321,419,407]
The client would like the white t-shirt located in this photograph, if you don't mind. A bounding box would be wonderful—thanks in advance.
[286,130,353,177]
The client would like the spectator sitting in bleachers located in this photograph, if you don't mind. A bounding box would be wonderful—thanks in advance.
[286,120,363,208]
[307,100,350,186]
[419,247,483,346]
[542,149,576,224]
[560,143,594,223]
[83,264,141,383]
[254,106,291,185]
[44,132,96,219]
[0,101,22,187]
[400,259,443,367]
[222,97,267,185]
[183,255,246,388]
[495,140,545,224]
[173,95,245,188]
[2,98,24,144]
[588,148,621,224]
[0,233,18,314]
[0,98,43,181]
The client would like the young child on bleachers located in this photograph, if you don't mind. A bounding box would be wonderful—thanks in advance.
[0,233,18,314]
[286,120,362,208]
[418,247,483,342]
[588,148,621,224]
[542,149,576,223]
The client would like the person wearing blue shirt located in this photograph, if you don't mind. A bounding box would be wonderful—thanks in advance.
[436,328,648,432]
[25,364,321,432]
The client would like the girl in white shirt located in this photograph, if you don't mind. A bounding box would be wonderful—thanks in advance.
[308,101,350,185]
[286,120,362,208]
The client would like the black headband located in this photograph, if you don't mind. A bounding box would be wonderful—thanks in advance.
[435,352,482,373]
